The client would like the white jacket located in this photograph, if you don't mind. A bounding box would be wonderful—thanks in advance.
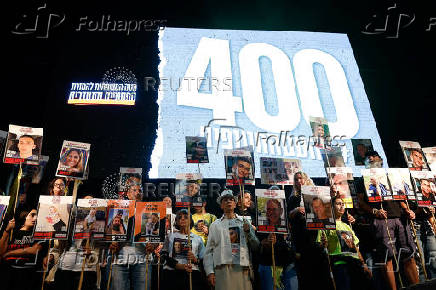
[203,215,259,275]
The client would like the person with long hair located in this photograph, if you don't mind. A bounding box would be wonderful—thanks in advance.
[61,148,84,174]
[287,171,333,290]
[0,209,42,290]
[47,177,67,196]
[161,209,206,290]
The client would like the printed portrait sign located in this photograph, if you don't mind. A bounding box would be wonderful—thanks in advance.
[0,196,10,230]
[321,147,345,168]
[309,116,330,148]
[387,168,414,201]
[327,167,354,208]
[0,130,7,158]
[175,173,202,207]
[34,196,73,240]
[3,125,43,165]
[255,189,287,234]
[260,157,301,185]
[56,140,91,180]
[423,147,436,172]
[119,167,142,199]
[105,200,135,242]
[186,136,209,163]
[362,168,392,202]
[302,186,335,230]
[411,171,436,207]
[351,139,374,166]
[74,199,107,240]
[224,149,255,186]
[134,202,166,243]
[399,141,430,171]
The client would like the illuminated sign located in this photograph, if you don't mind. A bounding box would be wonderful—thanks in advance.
[67,82,137,105]
[150,28,388,178]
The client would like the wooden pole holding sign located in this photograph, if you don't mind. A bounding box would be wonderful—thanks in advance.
[106,250,115,290]
[380,202,404,288]
[9,163,23,242]
[41,239,52,290]
[77,239,91,290]
[187,206,193,290]
[271,236,276,290]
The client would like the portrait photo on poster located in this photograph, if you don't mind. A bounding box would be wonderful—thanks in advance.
[34,196,73,240]
[74,198,107,240]
[423,147,436,172]
[186,136,209,163]
[224,149,255,186]
[56,140,91,180]
[302,186,335,230]
[411,171,436,207]
[255,189,287,233]
[327,167,354,208]
[399,141,430,171]
[3,125,43,165]
[387,168,414,201]
[351,139,374,166]
[175,173,202,207]
[362,168,392,202]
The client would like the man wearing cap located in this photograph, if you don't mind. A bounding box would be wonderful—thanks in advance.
[204,190,260,290]
[365,150,384,168]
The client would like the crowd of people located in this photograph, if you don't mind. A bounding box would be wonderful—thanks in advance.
[0,166,435,290]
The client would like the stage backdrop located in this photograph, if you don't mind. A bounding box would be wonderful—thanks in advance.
[150,27,387,178]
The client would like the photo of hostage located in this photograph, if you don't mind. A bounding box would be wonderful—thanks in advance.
[60,148,84,174]
[105,210,127,235]
[265,199,284,226]
[311,197,332,222]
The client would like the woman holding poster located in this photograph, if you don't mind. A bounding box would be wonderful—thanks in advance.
[161,209,205,290]
[0,209,42,290]
[317,197,372,290]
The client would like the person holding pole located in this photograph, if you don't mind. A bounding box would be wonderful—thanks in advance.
[109,183,154,290]
[0,208,42,290]
[317,197,372,290]
[203,189,260,290]
[161,209,205,290]
[358,192,419,289]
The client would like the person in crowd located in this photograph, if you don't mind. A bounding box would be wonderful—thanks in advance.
[412,202,436,279]
[317,197,372,290]
[47,177,67,196]
[358,191,419,289]
[257,230,296,290]
[409,148,426,171]
[61,148,84,174]
[161,209,205,290]
[109,183,154,290]
[288,171,334,290]
[46,195,101,290]
[204,189,260,290]
[0,209,42,290]
[191,197,216,245]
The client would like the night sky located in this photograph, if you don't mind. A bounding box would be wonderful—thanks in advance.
[2,0,435,199]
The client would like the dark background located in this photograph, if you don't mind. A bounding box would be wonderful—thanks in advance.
[1,0,435,200]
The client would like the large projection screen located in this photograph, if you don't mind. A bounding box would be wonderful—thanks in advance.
[150,27,387,178]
